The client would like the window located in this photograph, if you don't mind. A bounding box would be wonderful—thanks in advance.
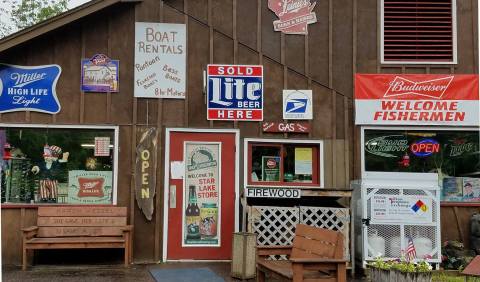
[381,0,457,64]
[362,128,479,202]
[0,125,118,205]
[245,139,324,187]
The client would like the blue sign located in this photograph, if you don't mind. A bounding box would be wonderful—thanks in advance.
[0,64,61,114]
[207,65,263,121]
[282,90,313,120]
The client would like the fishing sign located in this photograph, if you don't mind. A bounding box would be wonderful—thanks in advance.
[207,65,263,121]
[355,74,479,126]
[0,64,62,114]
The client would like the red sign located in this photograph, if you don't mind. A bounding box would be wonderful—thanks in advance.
[262,122,310,133]
[77,177,105,197]
[268,0,317,35]
[355,74,479,126]
[410,139,440,157]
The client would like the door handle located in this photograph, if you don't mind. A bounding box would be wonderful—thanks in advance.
[169,185,176,208]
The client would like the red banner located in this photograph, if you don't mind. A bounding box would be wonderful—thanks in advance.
[355,74,479,126]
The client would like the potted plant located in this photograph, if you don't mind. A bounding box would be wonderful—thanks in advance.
[368,258,432,282]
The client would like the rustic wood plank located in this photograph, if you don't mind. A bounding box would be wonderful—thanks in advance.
[37,227,123,237]
[37,217,127,227]
[38,207,126,217]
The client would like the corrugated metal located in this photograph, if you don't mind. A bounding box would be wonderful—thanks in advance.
[383,0,454,62]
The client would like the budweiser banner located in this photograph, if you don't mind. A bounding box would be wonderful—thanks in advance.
[355,74,479,126]
[135,127,158,221]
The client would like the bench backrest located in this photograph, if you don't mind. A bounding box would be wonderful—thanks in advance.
[290,224,344,259]
[36,207,127,237]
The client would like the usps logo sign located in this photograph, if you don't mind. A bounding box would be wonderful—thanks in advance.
[283,90,313,120]
[207,65,263,121]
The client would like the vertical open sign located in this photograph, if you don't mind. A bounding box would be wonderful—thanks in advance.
[207,65,263,121]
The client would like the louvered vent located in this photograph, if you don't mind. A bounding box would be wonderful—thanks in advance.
[383,0,454,62]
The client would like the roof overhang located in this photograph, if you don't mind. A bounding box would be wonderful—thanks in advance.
[0,0,142,53]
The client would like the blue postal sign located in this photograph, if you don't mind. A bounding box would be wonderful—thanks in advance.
[207,64,263,121]
[0,64,62,114]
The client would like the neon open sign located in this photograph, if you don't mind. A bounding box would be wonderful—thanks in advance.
[410,139,440,157]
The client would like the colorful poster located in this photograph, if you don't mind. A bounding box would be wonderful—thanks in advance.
[371,195,433,224]
[67,170,112,204]
[134,22,186,98]
[294,148,312,175]
[355,74,479,126]
[0,64,61,114]
[462,177,480,202]
[262,156,280,182]
[183,143,220,246]
[81,54,119,92]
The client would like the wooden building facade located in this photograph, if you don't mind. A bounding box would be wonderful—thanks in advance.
[0,0,477,265]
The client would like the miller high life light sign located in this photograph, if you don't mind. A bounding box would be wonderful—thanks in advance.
[207,65,263,121]
[355,74,479,126]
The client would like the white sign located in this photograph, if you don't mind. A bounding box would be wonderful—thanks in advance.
[371,195,433,224]
[245,187,301,198]
[134,22,186,99]
[283,90,313,120]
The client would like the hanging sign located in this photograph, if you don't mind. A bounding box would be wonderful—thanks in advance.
[371,195,433,224]
[207,65,263,121]
[268,0,317,35]
[245,187,301,198]
[67,170,113,204]
[135,128,157,221]
[0,64,61,114]
[134,22,186,99]
[262,121,310,133]
[183,143,221,246]
[355,74,479,126]
[283,90,313,120]
[81,54,119,92]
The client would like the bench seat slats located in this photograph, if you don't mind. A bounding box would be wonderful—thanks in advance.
[26,236,126,244]
[38,207,127,217]
[38,217,127,227]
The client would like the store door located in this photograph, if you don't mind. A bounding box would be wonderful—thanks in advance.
[164,129,238,260]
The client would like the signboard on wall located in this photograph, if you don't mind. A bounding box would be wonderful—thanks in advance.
[371,195,433,224]
[262,122,310,133]
[68,170,112,204]
[355,74,479,126]
[283,90,313,120]
[134,22,186,99]
[245,187,300,198]
[81,54,119,92]
[207,65,263,121]
[135,128,157,221]
[268,0,317,35]
[183,143,221,246]
[0,64,61,114]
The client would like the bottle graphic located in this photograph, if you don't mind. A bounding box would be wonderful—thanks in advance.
[185,185,201,240]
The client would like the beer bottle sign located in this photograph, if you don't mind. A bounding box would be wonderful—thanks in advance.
[183,143,220,246]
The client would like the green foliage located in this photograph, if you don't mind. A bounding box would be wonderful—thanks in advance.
[368,257,433,273]
[9,0,68,31]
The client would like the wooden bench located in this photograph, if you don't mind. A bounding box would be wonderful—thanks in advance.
[22,206,133,270]
[256,224,347,282]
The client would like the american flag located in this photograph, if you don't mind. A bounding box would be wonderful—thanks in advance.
[406,237,417,261]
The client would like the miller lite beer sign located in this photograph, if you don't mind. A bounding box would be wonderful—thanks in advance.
[207,64,263,121]
[355,74,479,126]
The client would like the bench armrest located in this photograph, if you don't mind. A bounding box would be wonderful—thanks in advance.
[22,226,38,239]
[290,258,349,263]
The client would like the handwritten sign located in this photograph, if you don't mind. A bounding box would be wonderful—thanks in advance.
[262,122,310,133]
[0,64,61,114]
[134,23,186,98]
[135,128,157,221]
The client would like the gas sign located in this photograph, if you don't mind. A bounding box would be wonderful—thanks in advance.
[207,65,263,121]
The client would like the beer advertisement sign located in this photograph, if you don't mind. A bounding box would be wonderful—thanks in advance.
[67,170,112,204]
[355,74,479,126]
[134,22,186,99]
[207,64,263,121]
[81,54,119,93]
[183,143,220,246]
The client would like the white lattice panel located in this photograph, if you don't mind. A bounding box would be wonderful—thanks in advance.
[249,206,299,246]
[300,206,350,260]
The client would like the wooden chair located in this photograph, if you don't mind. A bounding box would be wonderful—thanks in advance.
[256,224,347,282]
[22,206,132,270]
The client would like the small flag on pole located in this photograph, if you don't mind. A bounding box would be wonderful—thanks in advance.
[406,237,417,261]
